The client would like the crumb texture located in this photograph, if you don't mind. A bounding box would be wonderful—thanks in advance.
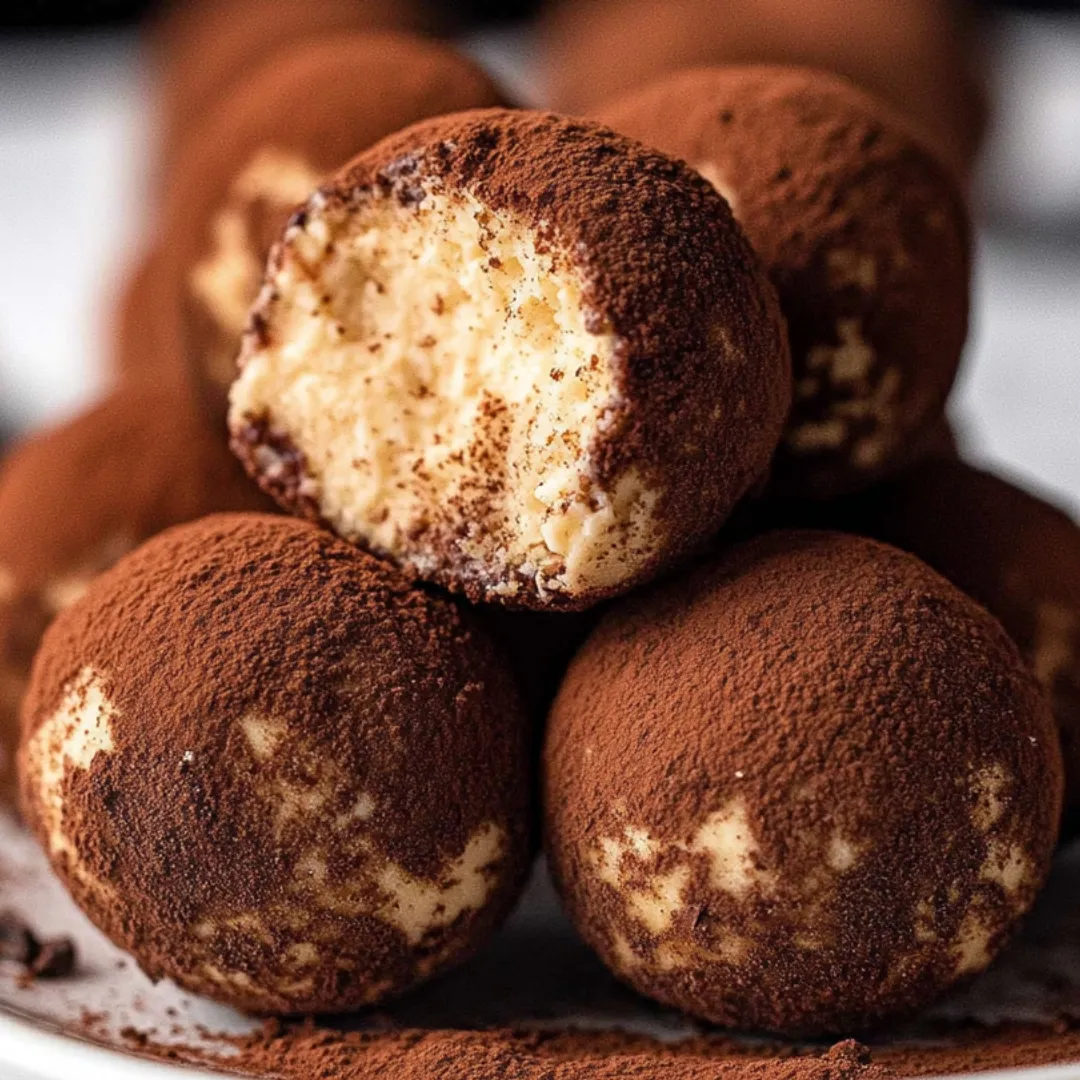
[159,32,508,406]
[230,188,658,602]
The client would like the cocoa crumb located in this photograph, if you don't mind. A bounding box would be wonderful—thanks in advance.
[0,910,76,982]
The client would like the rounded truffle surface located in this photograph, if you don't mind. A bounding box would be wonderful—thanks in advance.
[19,513,533,1014]
[597,67,970,499]
[542,0,986,179]
[152,0,432,174]
[544,531,1062,1035]
[109,246,182,376]
[832,460,1080,826]
[228,108,791,610]
[158,32,508,414]
[0,380,271,809]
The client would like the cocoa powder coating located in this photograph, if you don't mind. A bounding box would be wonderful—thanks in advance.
[0,379,272,810]
[232,108,791,610]
[596,66,971,499]
[18,513,533,1014]
[544,530,1062,1035]
[158,32,508,416]
[109,245,183,377]
[830,460,1080,826]
[198,1026,887,1079]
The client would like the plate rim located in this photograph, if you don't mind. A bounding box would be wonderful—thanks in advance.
[5,1003,1080,1080]
[0,1007,230,1078]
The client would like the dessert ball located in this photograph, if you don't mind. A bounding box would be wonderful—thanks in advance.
[158,33,508,414]
[597,67,971,498]
[834,460,1080,824]
[545,531,1062,1035]
[109,246,182,376]
[229,109,791,611]
[541,0,987,179]
[0,380,272,810]
[19,513,533,1014]
[151,0,432,174]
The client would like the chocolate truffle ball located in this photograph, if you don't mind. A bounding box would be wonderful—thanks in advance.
[158,33,508,415]
[229,109,791,611]
[19,513,533,1014]
[541,0,987,179]
[831,460,1080,824]
[0,380,271,810]
[544,531,1062,1035]
[152,0,432,174]
[597,67,971,499]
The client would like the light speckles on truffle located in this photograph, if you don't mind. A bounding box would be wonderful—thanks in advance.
[0,381,273,811]
[545,531,1061,1035]
[827,459,1080,826]
[596,66,970,497]
[19,513,533,1014]
[25,667,117,857]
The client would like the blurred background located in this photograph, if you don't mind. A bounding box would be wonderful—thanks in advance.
[0,0,1077,507]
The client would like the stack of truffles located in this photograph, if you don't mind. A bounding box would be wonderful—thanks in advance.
[4,0,1080,1049]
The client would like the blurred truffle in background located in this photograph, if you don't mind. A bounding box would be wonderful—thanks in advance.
[541,0,989,180]
[151,32,507,416]
[0,377,274,809]
[148,0,435,178]
[108,246,177,377]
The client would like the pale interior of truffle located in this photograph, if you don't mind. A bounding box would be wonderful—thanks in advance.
[229,187,660,601]
[24,666,119,909]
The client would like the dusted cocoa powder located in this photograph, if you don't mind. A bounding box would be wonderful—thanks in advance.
[827,459,1080,826]
[168,1024,890,1079]
[544,531,1062,1035]
[19,513,533,1014]
[0,378,272,810]
[596,66,970,499]
[109,245,182,377]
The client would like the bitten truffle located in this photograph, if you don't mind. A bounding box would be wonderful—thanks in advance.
[831,460,1080,825]
[544,531,1062,1035]
[228,109,791,610]
[151,0,432,174]
[158,32,508,413]
[0,380,272,810]
[597,67,971,498]
[19,513,533,1014]
[542,0,987,179]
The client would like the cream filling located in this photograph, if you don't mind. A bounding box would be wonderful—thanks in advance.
[229,188,660,599]
[23,667,119,908]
